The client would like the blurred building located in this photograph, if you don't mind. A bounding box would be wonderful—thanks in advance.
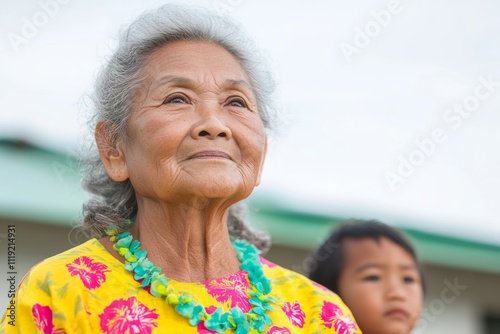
[1,139,499,333]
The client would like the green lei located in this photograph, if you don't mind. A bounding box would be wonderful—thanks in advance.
[106,220,275,333]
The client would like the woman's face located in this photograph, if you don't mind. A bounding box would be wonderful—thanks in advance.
[106,41,266,204]
[338,237,423,334]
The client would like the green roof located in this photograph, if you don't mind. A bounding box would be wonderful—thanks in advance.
[1,140,499,275]
[0,139,88,226]
[247,196,500,275]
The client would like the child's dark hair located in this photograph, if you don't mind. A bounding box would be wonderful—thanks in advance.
[308,219,425,294]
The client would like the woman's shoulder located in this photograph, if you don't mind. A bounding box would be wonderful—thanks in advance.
[260,256,342,301]
[260,257,362,333]
[20,238,119,287]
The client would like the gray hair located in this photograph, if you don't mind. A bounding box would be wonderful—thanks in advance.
[81,4,275,252]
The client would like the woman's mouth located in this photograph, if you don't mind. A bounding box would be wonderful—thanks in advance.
[190,150,232,160]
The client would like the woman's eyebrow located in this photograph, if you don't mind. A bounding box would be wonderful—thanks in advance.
[152,75,193,91]
[151,76,252,93]
[223,79,255,99]
[224,79,252,90]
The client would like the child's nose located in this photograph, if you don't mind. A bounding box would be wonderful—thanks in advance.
[386,278,406,300]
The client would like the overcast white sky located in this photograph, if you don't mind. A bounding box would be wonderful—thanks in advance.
[1,0,499,245]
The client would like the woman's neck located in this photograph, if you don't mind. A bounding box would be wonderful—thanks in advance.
[126,198,241,282]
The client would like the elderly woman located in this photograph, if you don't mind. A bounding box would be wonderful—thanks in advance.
[1,5,360,334]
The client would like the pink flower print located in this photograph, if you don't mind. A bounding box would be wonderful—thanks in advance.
[320,301,343,328]
[32,304,66,334]
[99,297,158,334]
[204,272,251,312]
[320,301,357,334]
[197,306,217,334]
[267,326,291,333]
[333,319,357,334]
[66,256,109,289]
[282,301,305,328]
[259,257,277,268]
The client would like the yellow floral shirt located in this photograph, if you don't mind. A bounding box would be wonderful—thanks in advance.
[0,239,361,334]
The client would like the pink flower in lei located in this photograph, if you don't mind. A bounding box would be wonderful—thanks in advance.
[320,301,358,334]
[99,297,158,334]
[204,272,251,312]
[281,301,305,328]
[32,304,66,334]
[65,256,110,289]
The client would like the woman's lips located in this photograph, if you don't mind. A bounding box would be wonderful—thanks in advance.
[190,150,232,160]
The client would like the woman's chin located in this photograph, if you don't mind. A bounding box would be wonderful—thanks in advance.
[177,169,255,198]
[165,178,250,202]
[195,184,249,201]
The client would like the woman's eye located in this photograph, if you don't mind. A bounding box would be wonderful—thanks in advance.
[165,95,188,104]
[227,97,247,108]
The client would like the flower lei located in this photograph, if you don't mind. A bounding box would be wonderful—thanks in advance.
[106,220,275,334]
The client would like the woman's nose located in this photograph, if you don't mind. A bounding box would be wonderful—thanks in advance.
[191,108,232,140]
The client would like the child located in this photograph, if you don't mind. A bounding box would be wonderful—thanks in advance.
[308,219,425,334]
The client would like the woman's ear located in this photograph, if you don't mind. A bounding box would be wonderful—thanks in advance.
[255,137,267,187]
[95,122,129,182]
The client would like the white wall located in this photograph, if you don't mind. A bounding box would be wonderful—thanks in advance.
[413,265,500,334]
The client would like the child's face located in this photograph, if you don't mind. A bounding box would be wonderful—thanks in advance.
[338,237,423,334]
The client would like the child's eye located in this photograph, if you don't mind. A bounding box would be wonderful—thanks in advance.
[364,275,380,282]
[403,276,415,283]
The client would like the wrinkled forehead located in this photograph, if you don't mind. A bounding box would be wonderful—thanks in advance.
[136,40,253,93]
